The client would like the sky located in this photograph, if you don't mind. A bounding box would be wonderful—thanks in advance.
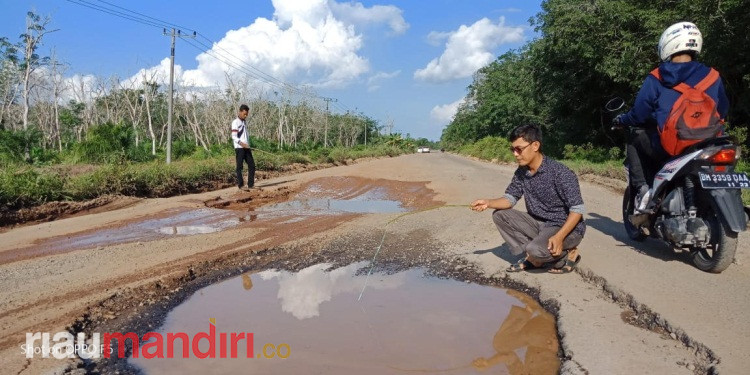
[0,0,542,140]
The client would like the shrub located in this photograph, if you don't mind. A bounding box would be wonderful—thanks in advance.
[171,140,197,160]
[71,123,133,164]
[0,166,66,209]
[562,143,616,163]
[459,136,514,162]
[0,130,27,164]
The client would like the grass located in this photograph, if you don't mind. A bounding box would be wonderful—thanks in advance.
[0,144,411,211]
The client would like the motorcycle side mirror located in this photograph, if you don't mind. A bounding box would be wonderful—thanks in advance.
[605,97,626,113]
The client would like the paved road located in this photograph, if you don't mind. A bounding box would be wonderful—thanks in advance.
[412,152,750,374]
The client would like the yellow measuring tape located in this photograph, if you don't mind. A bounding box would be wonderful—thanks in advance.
[357,204,468,301]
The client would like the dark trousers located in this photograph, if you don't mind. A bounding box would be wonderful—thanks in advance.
[492,209,583,263]
[235,148,255,188]
[626,127,669,188]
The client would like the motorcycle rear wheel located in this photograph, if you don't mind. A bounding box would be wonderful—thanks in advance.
[622,185,647,241]
[693,213,737,273]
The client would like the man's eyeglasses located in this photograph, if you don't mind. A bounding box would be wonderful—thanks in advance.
[510,143,532,154]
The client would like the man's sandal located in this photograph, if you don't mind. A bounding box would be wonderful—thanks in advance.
[506,259,542,272]
[548,254,581,274]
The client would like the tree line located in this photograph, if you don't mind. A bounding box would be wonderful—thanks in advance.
[442,0,749,156]
[0,12,380,165]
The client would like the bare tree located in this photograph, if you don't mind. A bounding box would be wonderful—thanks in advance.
[20,11,55,131]
[49,51,68,151]
[0,37,20,130]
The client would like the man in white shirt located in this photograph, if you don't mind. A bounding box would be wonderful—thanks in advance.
[231,104,255,190]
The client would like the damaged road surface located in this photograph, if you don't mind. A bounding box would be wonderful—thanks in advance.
[1,153,749,374]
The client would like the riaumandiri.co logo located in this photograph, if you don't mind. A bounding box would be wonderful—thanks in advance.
[21,320,289,360]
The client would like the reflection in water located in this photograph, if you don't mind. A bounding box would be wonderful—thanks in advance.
[241,274,253,291]
[255,190,407,218]
[258,262,405,319]
[472,290,559,374]
[131,264,559,375]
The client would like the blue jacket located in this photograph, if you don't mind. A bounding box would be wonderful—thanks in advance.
[620,61,729,132]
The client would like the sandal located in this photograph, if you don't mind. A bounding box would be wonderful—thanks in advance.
[548,254,581,274]
[506,259,542,273]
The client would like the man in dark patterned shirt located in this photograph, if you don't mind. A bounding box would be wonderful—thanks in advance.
[471,124,585,273]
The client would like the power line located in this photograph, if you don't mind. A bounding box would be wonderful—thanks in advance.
[94,0,196,32]
[65,0,164,29]
[66,0,352,109]
[182,38,296,95]
[194,33,306,97]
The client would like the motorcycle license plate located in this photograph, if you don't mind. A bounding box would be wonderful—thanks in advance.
[698,172,750,189]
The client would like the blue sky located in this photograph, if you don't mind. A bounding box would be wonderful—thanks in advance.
[1,0,542,140]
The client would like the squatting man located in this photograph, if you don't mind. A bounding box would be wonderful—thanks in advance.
[471,124,586,274]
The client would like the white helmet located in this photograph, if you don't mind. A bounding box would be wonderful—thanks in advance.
[658,22,703,62]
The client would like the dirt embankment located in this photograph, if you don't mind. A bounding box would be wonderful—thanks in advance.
[0,161,356,229]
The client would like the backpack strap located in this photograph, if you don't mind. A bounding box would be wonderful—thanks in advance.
[694,68,719,92]
[653,67,719,94]
[650,68,660,80]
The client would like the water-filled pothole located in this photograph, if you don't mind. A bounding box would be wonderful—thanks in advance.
[4,177,424,265]
[130,262,559,374]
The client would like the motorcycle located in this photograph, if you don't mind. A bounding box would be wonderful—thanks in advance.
[605,97,749,273]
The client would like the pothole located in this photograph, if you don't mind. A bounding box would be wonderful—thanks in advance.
[128,262,560,374]
[3,177,439,266]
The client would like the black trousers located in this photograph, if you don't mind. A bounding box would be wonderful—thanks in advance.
[235,148,255,188]
[626,127,668,188]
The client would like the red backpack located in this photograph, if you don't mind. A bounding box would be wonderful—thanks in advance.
[650,67,723,156]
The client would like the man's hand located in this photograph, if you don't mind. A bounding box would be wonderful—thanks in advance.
[472,357,489,370]
[470,199,489,212]
[611,114,626,130]
[240,142,249,149]
[547,234,564,257]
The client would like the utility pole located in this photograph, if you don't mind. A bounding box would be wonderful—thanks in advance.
[163,28,195,164]
[357,108,365,146]
[275,91,283,149]
[322,97,337,148]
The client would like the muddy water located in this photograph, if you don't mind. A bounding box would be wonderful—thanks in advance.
[3,178,414,264]
[130,263,559,374]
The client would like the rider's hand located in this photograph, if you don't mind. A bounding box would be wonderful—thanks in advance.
[611,114,626,129]
[470,199,489,212]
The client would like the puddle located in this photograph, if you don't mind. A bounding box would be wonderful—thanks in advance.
[4,177,423,265]
[130,263,560,374]
[216,177,421,218]
[250,188,407,219]
[0,208,246,265]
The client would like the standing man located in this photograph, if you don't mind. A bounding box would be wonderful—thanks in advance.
[471,124,585,274]
[232,104,256,190]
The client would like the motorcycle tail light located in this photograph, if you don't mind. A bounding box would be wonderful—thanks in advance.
[709,148,736,164]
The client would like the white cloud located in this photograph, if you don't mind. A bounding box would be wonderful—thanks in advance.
[259,262,404,320]
[426,31,450,46]
[414,17,524,83]
[430,97,464,124]
[124,58,183,87]
[367,70,400,91]
[329,1,409,35]
[128,0,406,90]
[63,74,98,103]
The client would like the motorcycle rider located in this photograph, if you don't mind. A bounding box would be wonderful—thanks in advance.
[614,21,729,212]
